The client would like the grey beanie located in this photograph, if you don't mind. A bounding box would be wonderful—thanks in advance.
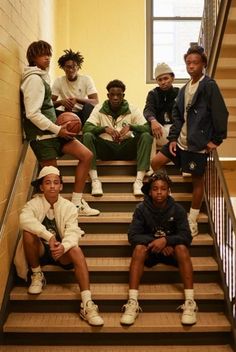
[154,63,174,79]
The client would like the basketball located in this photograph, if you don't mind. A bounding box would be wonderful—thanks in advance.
[56,112,82,135]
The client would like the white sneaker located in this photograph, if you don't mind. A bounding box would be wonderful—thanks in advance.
[178,299,198,325]
[80,300,104,326]
[77,199,100,216]
[91,179,103,196]
[188,217,198,237]
[28,272,46,295]
[133,179,143,196]
[120,299,142,325]
[182,172,192,177]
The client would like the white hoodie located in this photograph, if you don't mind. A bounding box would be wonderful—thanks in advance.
[21,66,60,135]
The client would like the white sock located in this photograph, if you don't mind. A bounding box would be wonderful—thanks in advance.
[136,171,146,181]
[89,169,98,181]
[189,208,200,221]
[31,265,41,273]
[184,289,194,301]
[81,289,92,307]
[71,192,83,206]
[129,289,139,301]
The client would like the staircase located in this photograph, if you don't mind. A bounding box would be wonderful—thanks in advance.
[215,0,236,157]
[1,159,234,351]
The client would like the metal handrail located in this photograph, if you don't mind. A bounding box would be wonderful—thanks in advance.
[0,141,29,237]
[205,150,236,343]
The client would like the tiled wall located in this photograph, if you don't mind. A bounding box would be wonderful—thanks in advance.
[0,0,54,308]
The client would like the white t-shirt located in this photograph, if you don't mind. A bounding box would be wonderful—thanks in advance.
[52,74,97,111]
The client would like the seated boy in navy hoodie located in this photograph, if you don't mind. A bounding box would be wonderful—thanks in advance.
[120,172,197,326]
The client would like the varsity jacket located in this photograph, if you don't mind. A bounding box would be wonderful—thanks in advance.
[15,195,83,280]
[168,75,228,151]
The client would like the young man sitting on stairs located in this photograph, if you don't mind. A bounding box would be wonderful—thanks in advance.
[21,40,99,216]
[15,166,104,327]
[120,172,198,326]
[82,79,153,196]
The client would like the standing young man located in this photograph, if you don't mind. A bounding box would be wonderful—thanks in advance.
[52,49,99,125]
[120,172,196,326]
[83,79,153,196]
[144,62,179,150]
[21,41,99,216]
[151,46,228,236]
[16,166,104,326]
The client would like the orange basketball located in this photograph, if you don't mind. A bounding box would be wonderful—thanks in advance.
[56,112,82,135]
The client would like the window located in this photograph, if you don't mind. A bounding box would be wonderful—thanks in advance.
[146,0,204,82]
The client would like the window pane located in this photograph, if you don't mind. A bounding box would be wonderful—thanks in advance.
[153,0,204,17]
[153,20,202,79]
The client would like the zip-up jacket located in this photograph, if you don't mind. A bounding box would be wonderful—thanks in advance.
[168,75,228,151]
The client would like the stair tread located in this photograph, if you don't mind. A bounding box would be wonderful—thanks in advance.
[77,212,208,223]
[0,346,233,352]
[62,193,193,202]
[79,233,213,246]
[63,175,192,183]
[4,312,231,333]
[58,159,138,166]
[42,256,218,272]
[10,282,224,301]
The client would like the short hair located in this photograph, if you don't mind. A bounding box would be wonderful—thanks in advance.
[58,49,84,69]
[184,45,208,67]
[106,79,126,92]
[141,170,172,195]
[26,40,52,66]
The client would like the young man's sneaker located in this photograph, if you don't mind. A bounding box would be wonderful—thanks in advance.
[179,299,198,325]
[120,299,141,325]
[133,179,144,196]
[77,199,100,216]
[188,217,198,237]
[91,179,103,196]
[80,300,104,326]
[28,271,46,295]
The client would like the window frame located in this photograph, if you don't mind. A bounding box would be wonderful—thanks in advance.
[146,0,203,83]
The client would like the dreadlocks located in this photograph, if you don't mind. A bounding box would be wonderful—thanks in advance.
[58,49,84,69]
[26,40,52,66]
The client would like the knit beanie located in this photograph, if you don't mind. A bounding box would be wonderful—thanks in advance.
[154,63,174,79]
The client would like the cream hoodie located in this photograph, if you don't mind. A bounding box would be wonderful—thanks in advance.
[21,66,60,135]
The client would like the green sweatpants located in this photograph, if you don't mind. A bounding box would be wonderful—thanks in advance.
[83,132,153,171]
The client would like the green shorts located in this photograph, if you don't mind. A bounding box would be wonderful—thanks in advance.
[30,138,69,162]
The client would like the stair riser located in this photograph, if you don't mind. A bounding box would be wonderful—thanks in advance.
[80,223,210,234]
[2,331,232,346]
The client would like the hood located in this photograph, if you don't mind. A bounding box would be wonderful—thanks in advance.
[21,66,50,84]
[143,194,175,216]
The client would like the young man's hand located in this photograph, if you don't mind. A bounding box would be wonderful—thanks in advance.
[58,123,76,139]
[61,98,75,111]
[169,141,177,156]
[162,246,174,256]
[151,120,163,139]
[49,237,64,260]
[147,237,167,253]
[206,141,218,152]
[119,125,130,141]
[104,127,120,142]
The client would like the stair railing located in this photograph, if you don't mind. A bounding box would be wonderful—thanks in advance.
[204,149,236,344]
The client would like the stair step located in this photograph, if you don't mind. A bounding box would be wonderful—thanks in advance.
[77,212,208,223]
[79,233,213,246]
[63,175,192,184]
[4,312,230,333]
[0,345,233,352]
[58,160,137,166]
[62,193,193,202]
[42,256,218,272]
[10,282,224,301]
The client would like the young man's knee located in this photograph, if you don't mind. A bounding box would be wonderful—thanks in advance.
[140,131,153,144]
[132,244,147,258]
[174,244,190,259]
[83,132,96,144]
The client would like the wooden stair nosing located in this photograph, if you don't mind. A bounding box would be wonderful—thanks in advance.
[77,212,208,223]
[10,282,224,301]
[79,233,213,246]
[0,345,233,352]
[62,175,192,184]
[4,312,231,333]
[41,256,218,272]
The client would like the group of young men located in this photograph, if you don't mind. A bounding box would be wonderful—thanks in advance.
[15,40,228,327]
